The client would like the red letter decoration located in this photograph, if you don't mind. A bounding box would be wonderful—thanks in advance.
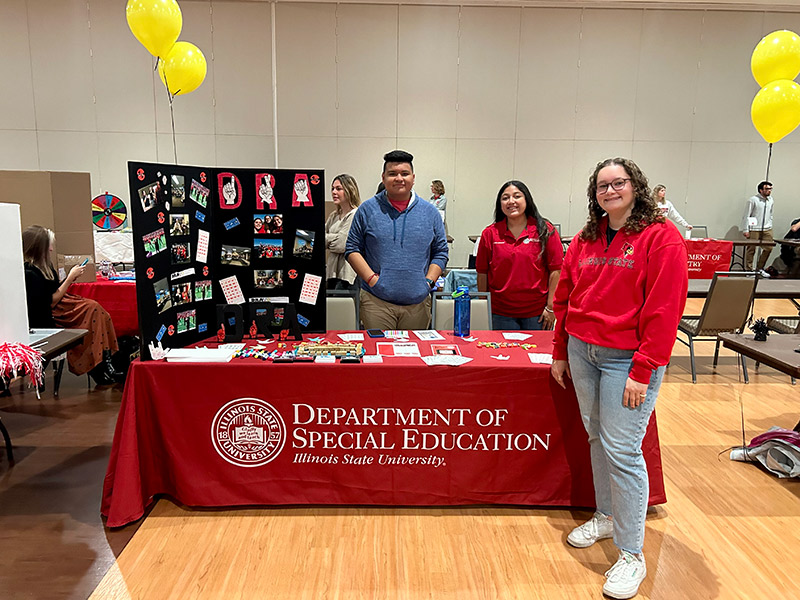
[291,173,313,207]
[218,172,243,209]
[256,173,276,210]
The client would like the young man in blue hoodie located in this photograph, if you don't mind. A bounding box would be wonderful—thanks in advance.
[346,150,449,329]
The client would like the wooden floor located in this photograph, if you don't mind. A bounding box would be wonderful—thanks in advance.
[4,298,800,599]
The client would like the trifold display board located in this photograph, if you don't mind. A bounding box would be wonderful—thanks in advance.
[129,161,326,360]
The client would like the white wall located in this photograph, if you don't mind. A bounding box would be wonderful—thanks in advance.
[2,1,800,264]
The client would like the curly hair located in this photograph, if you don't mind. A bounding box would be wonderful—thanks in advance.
[580,157,663,241]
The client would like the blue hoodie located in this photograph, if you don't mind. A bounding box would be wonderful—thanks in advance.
[345,190,449,305]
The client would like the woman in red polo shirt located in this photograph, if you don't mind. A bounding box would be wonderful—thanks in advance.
[476,180,563,330]
[550,158,688,599]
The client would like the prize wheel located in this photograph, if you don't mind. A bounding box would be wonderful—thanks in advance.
[92,193,128,230]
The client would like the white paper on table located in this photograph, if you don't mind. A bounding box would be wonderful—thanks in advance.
[528,353,553,365]
[299,273,322,305]
[219,343,246,351]
[166,348,235,363]
[413,330,445,341]
[219,275,246,304]
[338,333,365,341]
[376,342,420,357]
[314,355,336,364]
[421,355,473,366]
[196,229,210,263]
[503,332,532,341]
[362,355,384,364]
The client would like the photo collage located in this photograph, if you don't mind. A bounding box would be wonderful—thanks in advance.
[130,162,326,359]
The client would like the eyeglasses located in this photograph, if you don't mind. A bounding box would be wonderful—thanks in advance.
[596,178,631,195]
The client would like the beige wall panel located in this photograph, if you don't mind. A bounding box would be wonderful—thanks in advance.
[153,2,215,136]
[631,140,693,220]
[277,136,337,177]
[336,137,399,200]
[746,141,800,235]
[216,135,276,168]
[693,12,762,143]
[27,0,95,132]
[575,9,642,142]
[513,140,576,234]
[89,0,155,134]
[275,3,337,138]
[0,172,53,231]
[568,141,634,233]
[761,13,800,38]
[0,131,40,171]
[212,2,272,136]
[634,11,702,142]
[37,132,99,188]
[397,6,459,139]
[452,139,515,264]
[336,5,398,138]
[396,138,456,214]
[0,0,36,130]
[457,8,521,140]
[157,133,217,167]
[97,133,158,214]
[685,142,751,238]
[517,8,581,141]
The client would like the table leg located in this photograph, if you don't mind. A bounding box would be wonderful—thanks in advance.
[0,416,13,463]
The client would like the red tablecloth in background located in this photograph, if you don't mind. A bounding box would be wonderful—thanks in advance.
[101,331,665,528]
[685,239,734,279]
[69,280,139,337]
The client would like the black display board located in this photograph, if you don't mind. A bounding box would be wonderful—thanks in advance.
[128,161,326,359]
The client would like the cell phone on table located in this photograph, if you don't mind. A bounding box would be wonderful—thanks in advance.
[80,258,90,266]
[367,329,385,338]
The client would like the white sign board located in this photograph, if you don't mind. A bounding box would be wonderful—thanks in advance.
[0,203,30,342]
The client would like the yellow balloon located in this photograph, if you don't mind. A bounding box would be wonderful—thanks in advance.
[126,0,182,59]
[158,41,207,96]
[751,79,800,143]
[751,30,800,87]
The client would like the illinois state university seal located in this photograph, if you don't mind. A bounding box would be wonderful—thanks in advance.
[211,398,286,467]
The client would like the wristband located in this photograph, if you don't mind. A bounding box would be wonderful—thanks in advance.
[543,307,554,313]
[367,273,379,284]
[426,278,435,288]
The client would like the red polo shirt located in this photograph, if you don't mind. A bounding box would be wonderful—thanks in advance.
[476,218,564,318]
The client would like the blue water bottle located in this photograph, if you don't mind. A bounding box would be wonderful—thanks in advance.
[453,286,471,337]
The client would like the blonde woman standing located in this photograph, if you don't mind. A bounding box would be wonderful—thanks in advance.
[325,174,361,290]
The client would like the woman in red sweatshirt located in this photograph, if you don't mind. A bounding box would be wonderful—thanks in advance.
[551,158,688,600]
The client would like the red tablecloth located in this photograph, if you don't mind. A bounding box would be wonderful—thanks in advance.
[685,239,734,279]
[101,331,665,528]
[69,280,139,337]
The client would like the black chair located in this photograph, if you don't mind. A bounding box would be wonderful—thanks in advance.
[677,272,758,383]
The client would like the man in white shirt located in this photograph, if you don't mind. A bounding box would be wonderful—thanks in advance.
[741,181,774,272]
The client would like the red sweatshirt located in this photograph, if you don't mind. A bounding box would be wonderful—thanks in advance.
[552,217,688,384]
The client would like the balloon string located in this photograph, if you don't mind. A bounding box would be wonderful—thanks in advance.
[161,66,178,164]
[765,142,773,180]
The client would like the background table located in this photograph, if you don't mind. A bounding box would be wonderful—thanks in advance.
[101,331,666,528]
[69,280,138,337]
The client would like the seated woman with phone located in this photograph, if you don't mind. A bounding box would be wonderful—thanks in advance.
[22,225,119,386]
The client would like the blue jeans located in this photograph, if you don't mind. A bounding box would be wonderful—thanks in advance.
[567,335,664,555]
[491,314,543,331]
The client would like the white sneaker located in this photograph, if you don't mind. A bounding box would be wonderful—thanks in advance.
[566,511,613,548]
[603,550,647,599]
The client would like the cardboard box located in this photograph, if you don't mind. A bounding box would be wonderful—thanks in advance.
[58,254,96,283]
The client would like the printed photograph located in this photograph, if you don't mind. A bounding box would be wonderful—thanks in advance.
[271,306,285,327]
[154,277,172,314]
[171,282,192,307]
[137,181,162,212]
[171,242,191,265]
[189,179,210,208]
[431,344,462,356]
[194,280,212,301]
[254,270,283,290]
[171,174,185,207]
[169,213,190,236]
[293,230,315,259]
[177,309,197,334]
[220,245,251,267]
[142,228,167,258]
[254,238,283,259]
[254,214,283,234]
